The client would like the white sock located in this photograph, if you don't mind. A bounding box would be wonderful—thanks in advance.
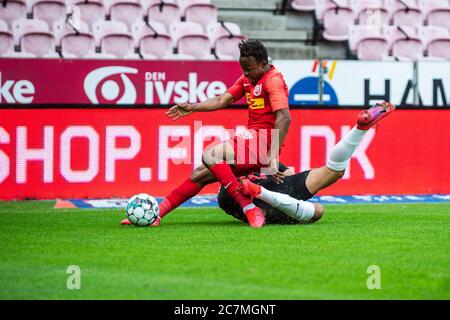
[258,188,315,222]
[243,203,255,213]
[326,126,367,171]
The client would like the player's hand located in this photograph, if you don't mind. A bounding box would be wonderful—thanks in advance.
[166,103,195,120]
[265,158,285,184]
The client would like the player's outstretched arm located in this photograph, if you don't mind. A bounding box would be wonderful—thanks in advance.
[166,92,235,120]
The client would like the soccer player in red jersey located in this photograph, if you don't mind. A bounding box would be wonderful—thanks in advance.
[121,40,291,228]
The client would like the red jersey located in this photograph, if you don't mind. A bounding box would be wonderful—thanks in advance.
[226,65,289,131]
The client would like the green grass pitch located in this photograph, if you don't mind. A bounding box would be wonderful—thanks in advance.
[0,201,449,300]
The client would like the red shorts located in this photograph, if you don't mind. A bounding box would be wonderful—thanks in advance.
[229,132,271,177]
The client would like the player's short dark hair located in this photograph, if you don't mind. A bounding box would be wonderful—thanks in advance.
[238,40,268,63]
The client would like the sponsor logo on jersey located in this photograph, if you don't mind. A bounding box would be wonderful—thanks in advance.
[253,84,262,96]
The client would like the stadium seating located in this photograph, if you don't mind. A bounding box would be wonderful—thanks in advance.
[184,2,218,32]
[207,21,242,47]
[12,18,59,57]
[348,24,383,52]
[32,0,66,29]
[0,19,14,56]
[178,0,212,18]
[383,25,416,50]
[290,0,450,60]
[356,1,389,26]
[418,25,449,48]
[53,19,95,58]
[357,36,389,60]
[214,34,246,60]
[132,20,173,59]
[71,0,105,32]
[207,21,245,60]
[171,21,213,59]
[0,0,27,30]
[427,37,450,60]
[322,6,354,41]
[92,20,138,59]
[147,0,181,32]
[1,0,448,60]
[391,7,423,28]
[315,0,350,22]
[109,0,143,31]
[141,0,177,16]
[290,0,316,11]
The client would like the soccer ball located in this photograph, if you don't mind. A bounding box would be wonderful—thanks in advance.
[125,193,160,226]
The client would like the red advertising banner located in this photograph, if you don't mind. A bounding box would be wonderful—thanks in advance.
[0,108,449,200]
[0,59,242,105]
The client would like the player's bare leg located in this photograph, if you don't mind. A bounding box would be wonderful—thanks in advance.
[306,101,396,195]
[202,141,265,228]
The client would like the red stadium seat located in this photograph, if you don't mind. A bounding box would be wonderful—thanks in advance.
[12,17,46,45]
[53,19,94,58]
[383,25,417,51]
[322,6,354,41]
[0,20,14,56]
[291,0,316,12]
[427,8,450,30]
[418,0,449,18]
[392,37,424,61]
[0,0,27,30]
[357,36,389,60]
[170,21,213,59]
[92,20,138,59]
[53,18,90,45]
[132,20,172,59]
[392,7,423,28]
[214,34,246,60]
[418,25,449,48]
[427,37,450,60]
[315,0,350,22]
[141,0,178,16]
[184,3,218,32]
[427,35,450,60]
[12,18,58,57]
[61,31,95,58]
[32,0,66,29]
[207,21,242,48]
[71,0,106,32]
[350,0,383,18]
[131,19,166,46]
[348,24,383,53]
[358,7,389,26]
[178,0,211,18]
[384,0,424,27]
[109,0,143,31]
[170,20,204,46]
[139,33,173,59]
[147,1,181,31]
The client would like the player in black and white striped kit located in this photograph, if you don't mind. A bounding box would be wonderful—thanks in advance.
[218,101,396,225]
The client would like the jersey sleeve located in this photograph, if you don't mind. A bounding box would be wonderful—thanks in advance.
[266,75,289,111]
[226,75,246,101]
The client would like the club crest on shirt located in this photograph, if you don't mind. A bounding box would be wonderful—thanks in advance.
[253,84,262,96]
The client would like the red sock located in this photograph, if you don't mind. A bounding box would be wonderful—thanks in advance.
[209,162,253,210]
[159,178,203,218]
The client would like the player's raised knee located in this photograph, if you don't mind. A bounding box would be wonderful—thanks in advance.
[310,203,324,223]
[201,150,216,167]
